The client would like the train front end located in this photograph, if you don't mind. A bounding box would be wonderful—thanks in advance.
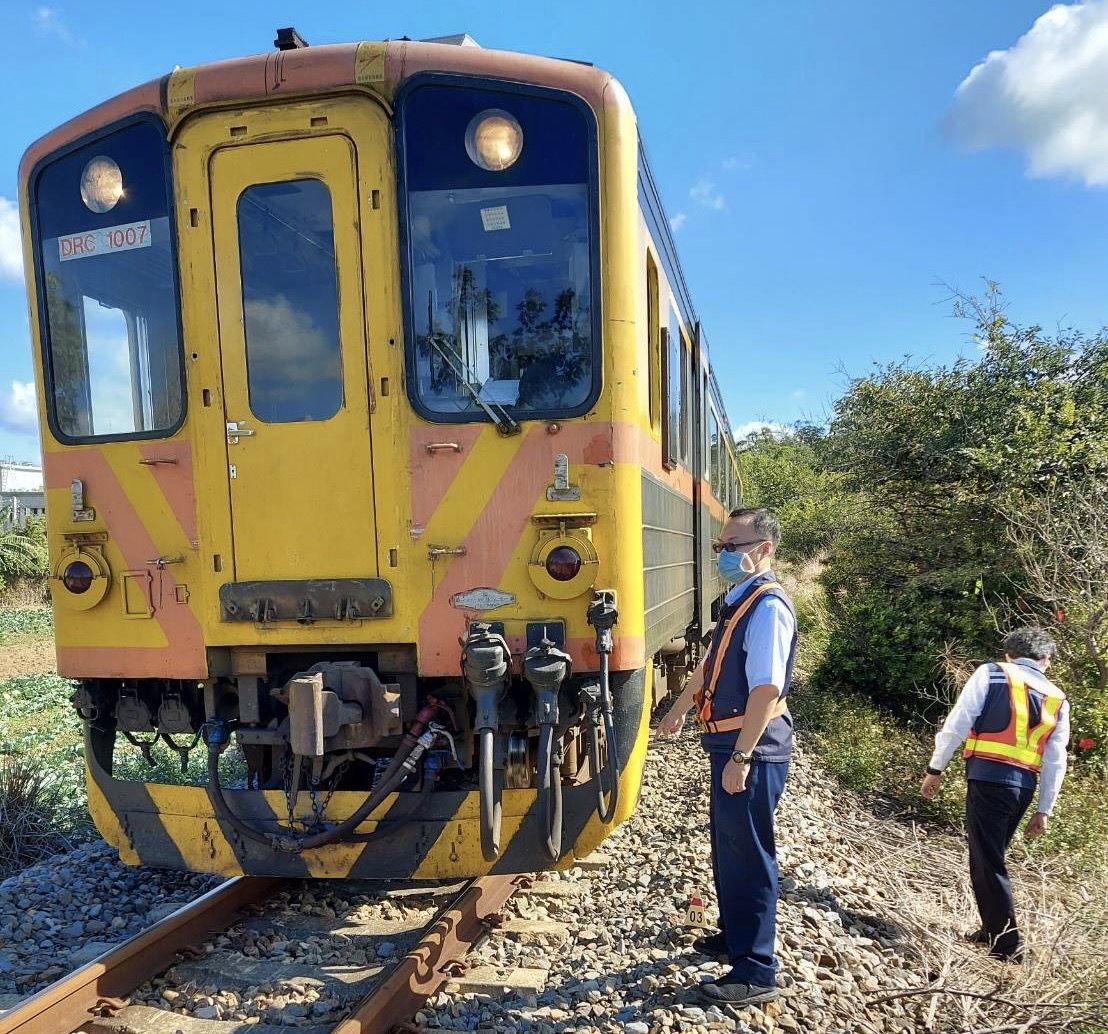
[17,39,654,877]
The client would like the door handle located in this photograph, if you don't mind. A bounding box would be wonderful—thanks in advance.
[226,421,255,444]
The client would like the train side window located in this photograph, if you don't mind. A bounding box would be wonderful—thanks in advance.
[237,179,343,423]
[680,329,692,464]
[663,307,687,469]
[709,407,721,500]
[647,253,660,430]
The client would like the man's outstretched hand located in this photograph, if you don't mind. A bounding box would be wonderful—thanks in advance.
[920,773,943,800]
[1025,812,1049,840]
[654,710,687,740]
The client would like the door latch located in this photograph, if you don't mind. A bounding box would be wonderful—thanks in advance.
[226,421,255,445]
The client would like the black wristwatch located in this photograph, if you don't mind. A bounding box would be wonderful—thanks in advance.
[731,748,752,766]
[926,765,944,776]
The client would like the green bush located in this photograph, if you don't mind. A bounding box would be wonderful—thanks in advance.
[0,606,54,643]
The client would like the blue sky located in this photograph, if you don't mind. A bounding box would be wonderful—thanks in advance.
[2,0,1107,458]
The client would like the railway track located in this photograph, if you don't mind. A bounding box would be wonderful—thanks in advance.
[0,872,523,1034]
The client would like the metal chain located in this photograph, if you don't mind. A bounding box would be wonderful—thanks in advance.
[281,750,299,832]
[308,757,351,830]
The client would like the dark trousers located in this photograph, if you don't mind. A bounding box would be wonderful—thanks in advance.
[709,755,789,986]
[966,779,1035,957]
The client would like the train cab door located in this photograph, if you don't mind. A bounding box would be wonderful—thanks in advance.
[207,134,378,581]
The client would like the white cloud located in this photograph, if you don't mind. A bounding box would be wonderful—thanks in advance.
[689,177,726,211]
[0,198,24,282]
[33,6,75,43]
[0,382,39,436]
[949,0,1108,185]
[722,156,753,172]
[669,211,688,232]
[733,420,789,441]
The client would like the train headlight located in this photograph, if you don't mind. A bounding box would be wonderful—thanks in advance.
[52,547,110,611]
[528,527,599,600]
[465,110,523,172]
[545,546,582,582]
[62,560,95,594]
[80,156,123,213]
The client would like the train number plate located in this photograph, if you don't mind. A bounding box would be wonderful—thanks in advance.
[57,220,152,262]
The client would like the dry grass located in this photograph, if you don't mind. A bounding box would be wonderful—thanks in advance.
[0,756,75,877]
[819,795,1108,1033]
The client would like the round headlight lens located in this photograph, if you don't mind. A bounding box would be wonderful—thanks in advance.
[465,110,523,172]
[62,560,95,594]
[80,156,123,213]
[545,546,582,582]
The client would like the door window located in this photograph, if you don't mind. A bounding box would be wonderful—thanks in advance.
[237,179,343,423]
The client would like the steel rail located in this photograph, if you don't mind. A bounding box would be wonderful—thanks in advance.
[332,873,522,1034]
[0,876,284,1034]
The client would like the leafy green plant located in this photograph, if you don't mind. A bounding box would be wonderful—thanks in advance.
[0,606,54,643]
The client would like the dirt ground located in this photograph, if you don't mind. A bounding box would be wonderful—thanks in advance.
[0,639,57,680]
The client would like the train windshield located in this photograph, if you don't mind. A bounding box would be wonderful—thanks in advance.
[402,85,598,422]
[409,185,592,415]
[33,120,183,441]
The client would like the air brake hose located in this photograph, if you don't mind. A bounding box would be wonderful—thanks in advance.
[588,592,621,824]
[204,699,446,853]
[478,727,503,861]
[536,721,563,862]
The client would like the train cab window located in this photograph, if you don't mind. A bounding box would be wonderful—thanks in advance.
[33,119,184,441]
[400,83,599,423]
[237,179,343,423]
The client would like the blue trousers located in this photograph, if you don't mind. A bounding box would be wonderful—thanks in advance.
[709,755,789,986]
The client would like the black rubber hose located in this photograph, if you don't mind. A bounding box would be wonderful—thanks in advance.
[536,722,563,862]
[595,655,620,823]
[206,735,419,852]
[478,727,503,862]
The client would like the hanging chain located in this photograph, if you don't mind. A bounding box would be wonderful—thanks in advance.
[281,750,299,832]
[307,756,351,831]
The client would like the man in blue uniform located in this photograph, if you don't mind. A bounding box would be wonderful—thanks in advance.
[656,506,797,1006]
[921,627,1070,961]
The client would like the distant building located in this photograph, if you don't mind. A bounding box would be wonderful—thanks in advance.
[0,461,45,528]
[2,492,46,527]
[0,460,43,493]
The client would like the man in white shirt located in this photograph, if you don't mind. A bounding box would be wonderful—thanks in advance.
[921,627,1070,961]
[656,507,797,1006]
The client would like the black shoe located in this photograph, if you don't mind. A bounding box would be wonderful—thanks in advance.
[963,928,991,945]
[697,975,778,1006]
[692,931,728,957]
[990,946,1025,965]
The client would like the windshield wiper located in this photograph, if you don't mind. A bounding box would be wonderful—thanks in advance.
[426,292,519,436]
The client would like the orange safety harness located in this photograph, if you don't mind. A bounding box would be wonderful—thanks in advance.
[963,663,1065,774]
[694,582,789,734]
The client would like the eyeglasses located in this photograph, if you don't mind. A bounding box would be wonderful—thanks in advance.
[711,539,766,554]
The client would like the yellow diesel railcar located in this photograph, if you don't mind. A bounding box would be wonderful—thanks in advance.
[18,31,744,878]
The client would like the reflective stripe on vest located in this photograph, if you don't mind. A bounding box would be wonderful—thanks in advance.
[963,663,1065,773]
[694,582,782,734]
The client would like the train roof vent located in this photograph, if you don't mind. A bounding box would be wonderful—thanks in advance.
[420,33,481,47]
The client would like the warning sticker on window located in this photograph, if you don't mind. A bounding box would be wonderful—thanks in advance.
[480,205,511,232]
[57,219,152,262]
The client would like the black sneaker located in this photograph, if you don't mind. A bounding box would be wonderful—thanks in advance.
[963,929,991,945]
[698,975,778,1006]
[692,931,728,957]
